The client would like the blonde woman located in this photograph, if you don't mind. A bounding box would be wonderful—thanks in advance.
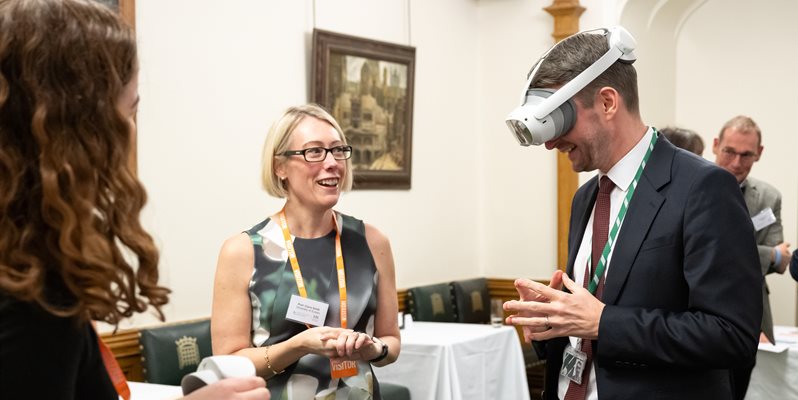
[212,104,401,399]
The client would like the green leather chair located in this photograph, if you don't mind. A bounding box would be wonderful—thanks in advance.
[449,278,490,324]
[139,319,213,385]
[406,283,456,322]
[381,382,411,400]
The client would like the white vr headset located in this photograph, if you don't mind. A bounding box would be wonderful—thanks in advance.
[181,355,257,395]
[505,26,637,146]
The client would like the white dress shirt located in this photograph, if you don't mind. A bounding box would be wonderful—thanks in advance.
[557,127,655,400]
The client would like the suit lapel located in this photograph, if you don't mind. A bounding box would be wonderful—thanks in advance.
[742,180,758,215]
[601,139,673,305]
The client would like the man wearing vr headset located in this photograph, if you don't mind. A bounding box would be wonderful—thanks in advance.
[503,27,761,400]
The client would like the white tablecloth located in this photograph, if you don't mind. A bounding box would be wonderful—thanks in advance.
[128,381,183,400]
[746,326,798,399]
[373,321,530,400]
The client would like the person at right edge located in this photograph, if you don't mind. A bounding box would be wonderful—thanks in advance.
[502,27,761,400]
[712,115,790,400]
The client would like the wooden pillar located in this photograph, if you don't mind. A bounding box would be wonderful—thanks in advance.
[119,0,136,31]
[543,0,584,271]
[118,0,137,173]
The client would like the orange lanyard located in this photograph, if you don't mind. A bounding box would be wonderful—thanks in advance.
[93,324,131,400]
[278,209,347,329]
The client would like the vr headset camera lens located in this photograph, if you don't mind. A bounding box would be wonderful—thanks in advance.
[506,120,534,146]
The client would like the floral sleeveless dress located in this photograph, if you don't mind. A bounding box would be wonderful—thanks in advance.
[246,212,382,400]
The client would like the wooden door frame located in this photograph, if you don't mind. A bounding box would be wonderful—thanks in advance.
[544,0,584,270]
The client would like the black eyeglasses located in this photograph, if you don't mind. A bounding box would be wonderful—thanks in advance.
[280,145,353,162]
[719,147,757,163]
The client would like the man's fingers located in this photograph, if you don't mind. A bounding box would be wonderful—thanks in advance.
[503,299,552,315]
[549,270,564,290]
[514,278,542,301]
[516,278,563,301]
[505,315,549,328]
[527,328,557,342]
[561,272,583,294]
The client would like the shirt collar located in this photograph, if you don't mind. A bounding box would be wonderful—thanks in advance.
[603,126,655,193]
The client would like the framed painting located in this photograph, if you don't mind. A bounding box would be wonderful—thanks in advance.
[312,29,416,190]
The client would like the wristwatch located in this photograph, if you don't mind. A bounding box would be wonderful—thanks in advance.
[369,336,389,363]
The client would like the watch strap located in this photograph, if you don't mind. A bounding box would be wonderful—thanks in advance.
[369,336,389,363]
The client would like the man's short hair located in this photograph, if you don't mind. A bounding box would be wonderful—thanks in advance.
[719,115,761,146]
[530,31,640,113]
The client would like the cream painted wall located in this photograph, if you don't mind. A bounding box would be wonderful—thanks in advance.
[106,0,798,331]
[119,0,617,329]
[475,0,610,280]
[675,0,798,325]
[476,0,558,282]
[114,0,487,328]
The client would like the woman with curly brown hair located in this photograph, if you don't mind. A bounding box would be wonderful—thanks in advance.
[0,1,267,399]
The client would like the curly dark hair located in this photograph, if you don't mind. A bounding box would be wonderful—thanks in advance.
[0,0,169,325]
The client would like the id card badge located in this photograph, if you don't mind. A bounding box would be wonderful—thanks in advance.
[285,295,329,327]
[560,342,587,385]
[752,207,777,231]
[330,359,359,379]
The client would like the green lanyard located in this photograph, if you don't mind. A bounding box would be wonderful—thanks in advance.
[587,129,658,294]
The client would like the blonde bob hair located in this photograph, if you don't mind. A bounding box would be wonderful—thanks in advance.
[262,104,353,198]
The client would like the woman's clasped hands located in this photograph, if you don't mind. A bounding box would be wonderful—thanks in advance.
[299,327,381,362]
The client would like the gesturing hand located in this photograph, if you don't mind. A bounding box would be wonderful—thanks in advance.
[505,271,563,342]
[504,271,605,341]
[775,242,791,274]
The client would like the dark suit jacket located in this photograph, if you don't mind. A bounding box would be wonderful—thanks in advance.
[541,138,762,400]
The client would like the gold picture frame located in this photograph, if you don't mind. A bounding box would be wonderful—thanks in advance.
[312,29,416,190]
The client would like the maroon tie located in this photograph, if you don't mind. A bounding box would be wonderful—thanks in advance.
[564,176,614,400]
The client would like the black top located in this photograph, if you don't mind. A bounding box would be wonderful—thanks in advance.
[0,295,117,399]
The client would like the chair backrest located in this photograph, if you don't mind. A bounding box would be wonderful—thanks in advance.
[406,283,456,322]
[138,319,213,385]
[450,278,490,323]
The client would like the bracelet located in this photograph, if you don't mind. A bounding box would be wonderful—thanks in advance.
[263,345,285,378]
[368,337,389,363]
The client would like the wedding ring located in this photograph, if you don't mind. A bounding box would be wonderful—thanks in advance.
[545,315,551,330]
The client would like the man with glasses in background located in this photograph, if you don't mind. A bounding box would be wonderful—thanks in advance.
[713,115,790,399]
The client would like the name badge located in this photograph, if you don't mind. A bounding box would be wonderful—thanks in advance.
[330,359,358,379]
[285,295,328,327]
[752,207,777,231]
[560,342,587,385]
